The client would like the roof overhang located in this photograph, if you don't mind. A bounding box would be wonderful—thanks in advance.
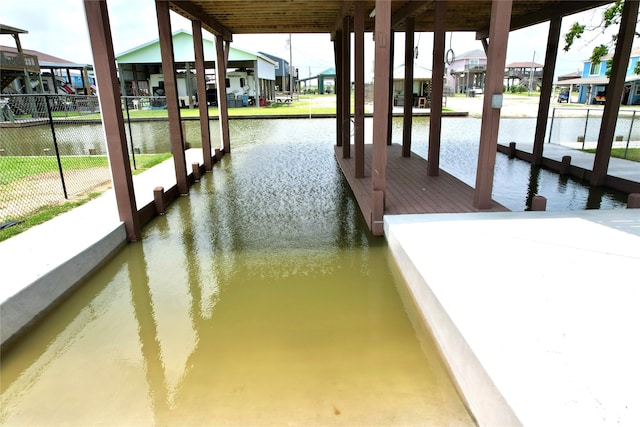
[166,0,613,38]
[557,76,640,85]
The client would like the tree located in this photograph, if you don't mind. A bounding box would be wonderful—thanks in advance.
[563,0,640,76]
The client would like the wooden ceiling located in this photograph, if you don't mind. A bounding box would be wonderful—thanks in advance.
[169,0,612,41]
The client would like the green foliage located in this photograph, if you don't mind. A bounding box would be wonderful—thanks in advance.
[590,44,609,64]
[509,85,527,94]
[563,1,639,76]
[584,147,639,162]
[564,22,585,52]
[603,1,624,28]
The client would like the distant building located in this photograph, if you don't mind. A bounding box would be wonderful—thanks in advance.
[556,46,640,105]
[1,23,94,95]
[115,29,277,107]
[447,49,486,94]
[392,63,433,107]
[504,61,544,91]
[258,52,297,92]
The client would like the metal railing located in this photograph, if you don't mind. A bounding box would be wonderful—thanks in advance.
[0,50,40,72]
[547,107,639,158]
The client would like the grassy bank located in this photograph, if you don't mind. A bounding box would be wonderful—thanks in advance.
[0,153,172,241]
[583,147,640,162]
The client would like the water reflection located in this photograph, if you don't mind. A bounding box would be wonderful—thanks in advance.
[1,121,473,425]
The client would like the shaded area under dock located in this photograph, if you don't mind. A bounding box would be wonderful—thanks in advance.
[334,143,508,233]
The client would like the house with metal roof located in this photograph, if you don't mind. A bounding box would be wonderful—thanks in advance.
[557,46,640,105]
[115,29,277,107]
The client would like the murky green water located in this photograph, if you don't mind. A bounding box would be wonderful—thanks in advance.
[0,120,474,426]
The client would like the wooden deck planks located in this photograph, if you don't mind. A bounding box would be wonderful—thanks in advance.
[335,144,508,234]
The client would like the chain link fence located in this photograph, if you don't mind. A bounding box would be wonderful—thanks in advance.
[0,94,110,225]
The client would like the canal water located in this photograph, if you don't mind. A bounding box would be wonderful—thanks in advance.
[1,116,627,211]
[0,120,476,426]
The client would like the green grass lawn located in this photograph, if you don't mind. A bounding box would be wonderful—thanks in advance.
[0,153,172,241]
[583,147,640,162]
[0,153,172,185]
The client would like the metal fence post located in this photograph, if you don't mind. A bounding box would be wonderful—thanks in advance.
[624,110,635,159]
[582,108,590,150]
[124,97,137,169]
[44,95,68,199]
[547,107,555,144]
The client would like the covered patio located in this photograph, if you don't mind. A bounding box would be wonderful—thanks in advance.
[83,0,636,241]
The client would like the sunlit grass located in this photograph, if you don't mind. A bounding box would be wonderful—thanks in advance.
[0,153,172,240]
[583,147,639,162]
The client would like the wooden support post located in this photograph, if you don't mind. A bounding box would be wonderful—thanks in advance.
[156,0,189,195]
[560,155,571,175]
[427,0,446,176]
[354,2,365,178]
[473,0,512,209]
[342,15,351,158]
[192,162,201,181]
[628,193,640,208]
[214,148,221,162]
[591,0,638,186]
[334,30,343,147]
[387,30,395,146]
[154,186,165,214]
[215,35,231,154]
[372,0,391,230]
[532,16,561,166]
[531,195,547,211]
[83,0,140,241]
[402,17,415,158]
[509,141,517,158]
[192,20,213,171]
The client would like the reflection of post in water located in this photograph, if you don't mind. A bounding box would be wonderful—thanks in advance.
[586,185,603,209]
[176,197,203,322]
[525,165,541,211]
[127,242,170,421]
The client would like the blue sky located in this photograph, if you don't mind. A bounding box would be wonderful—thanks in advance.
[1,0,621,80]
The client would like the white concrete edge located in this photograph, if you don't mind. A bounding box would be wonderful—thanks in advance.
[384,217,523,427]
[0,222,127,351]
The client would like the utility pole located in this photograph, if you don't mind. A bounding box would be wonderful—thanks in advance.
[528,51,536,95]
[289,33,293,98]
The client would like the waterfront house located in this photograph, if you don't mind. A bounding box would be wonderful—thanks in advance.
[559,46,640,105]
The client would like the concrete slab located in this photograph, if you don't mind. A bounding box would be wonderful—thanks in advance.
[385,210,640,427]
[505,142,640,184]
[0,149,206,350]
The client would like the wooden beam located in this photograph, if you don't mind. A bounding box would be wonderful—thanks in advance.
[169,0,233,41]
[387,30,394,146]
[473,0,512,210]
[532,16,561,166]
[372,0,391,235]
[391,1,431,28]
[331,1,353,40]
[156,0,189,195]
[192,19,213,171]
[475,1,611,38]
[591,0,639,186]
[83,0,140,241]
[215,35,231,154]
[354,2,365,177]
[428,0,446,177]
[402,17,415,158]
[342,15,351,157]
[334,30,343,147]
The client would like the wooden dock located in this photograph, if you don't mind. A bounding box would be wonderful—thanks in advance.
[335,144,508,234]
